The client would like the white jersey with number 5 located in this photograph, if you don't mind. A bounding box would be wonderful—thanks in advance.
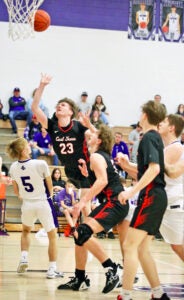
[137,10,148,24]
[10,159,50,201]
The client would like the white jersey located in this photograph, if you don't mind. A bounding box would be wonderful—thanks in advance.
[137,10,148,24]
[165,151,184,210]
[10,159,50,202]
[168,13,179,32]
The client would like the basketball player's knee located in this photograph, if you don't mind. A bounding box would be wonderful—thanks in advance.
[74,224,93,246]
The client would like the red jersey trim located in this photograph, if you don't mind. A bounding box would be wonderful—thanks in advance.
[58,120,73,133]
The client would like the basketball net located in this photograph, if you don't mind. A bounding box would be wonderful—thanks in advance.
[3,0,45,40]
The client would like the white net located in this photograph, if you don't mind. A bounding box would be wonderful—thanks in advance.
[3,0,45,40]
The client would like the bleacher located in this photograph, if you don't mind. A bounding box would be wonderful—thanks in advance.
[0,119,133,233]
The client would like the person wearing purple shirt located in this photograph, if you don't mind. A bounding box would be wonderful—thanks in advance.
[111,132,129,178]
[53,180,77,231]
[31,127,59,165]
[8,87,32,134]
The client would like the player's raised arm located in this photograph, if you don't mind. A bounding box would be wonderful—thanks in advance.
[31,73,52,129]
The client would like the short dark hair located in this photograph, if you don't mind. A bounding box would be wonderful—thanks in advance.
[167,114,184,137]
[142,100,166,125]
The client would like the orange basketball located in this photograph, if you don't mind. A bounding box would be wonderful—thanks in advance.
[140,21,147,29]
[34,10,51,32]
[162,26,169,33]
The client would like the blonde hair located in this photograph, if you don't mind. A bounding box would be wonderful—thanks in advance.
[6,137,27,160]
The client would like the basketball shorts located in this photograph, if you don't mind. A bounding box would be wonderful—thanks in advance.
[160,208,184,244]
[65,167,90,189]
[89,199,129,232]
[130,186,167,236]
[21,200,55,232]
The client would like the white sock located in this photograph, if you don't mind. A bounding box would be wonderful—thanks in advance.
[122,289,132,300]
[21,251,28,261]
[152,286,164,298]
[49,261,56,269]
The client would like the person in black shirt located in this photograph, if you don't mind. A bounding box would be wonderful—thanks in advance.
[51,168,66,194]
[116,101,170,300]
[57,124,129,293]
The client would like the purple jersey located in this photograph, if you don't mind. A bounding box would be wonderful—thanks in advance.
[34,132,52,148]
[54,188,77,207]
[9,96,26,111]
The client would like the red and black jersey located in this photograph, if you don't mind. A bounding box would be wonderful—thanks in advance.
[47,119,90,169]
[88,150,124,201]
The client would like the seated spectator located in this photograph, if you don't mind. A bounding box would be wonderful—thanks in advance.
[92,95,109,125]
[0,100,8,121]
[31,127,59,166]
[51,168,66,194]
[24,115,42,145]
[53,180,77,237]
[27,88,49,118]
[111,131,129,178]
[176,104,184,118]
[90,109,103,128]
[77,91,91,116]
[8,87,32,134]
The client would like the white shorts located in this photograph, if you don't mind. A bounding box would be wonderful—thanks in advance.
[124,205,136,222]
[21,200,55,232]
[160,209,184,245]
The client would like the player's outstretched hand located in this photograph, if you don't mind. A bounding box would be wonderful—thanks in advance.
[78,159,88,177]
[40,73,52,86]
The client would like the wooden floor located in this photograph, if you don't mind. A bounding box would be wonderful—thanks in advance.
[0,232,183,300]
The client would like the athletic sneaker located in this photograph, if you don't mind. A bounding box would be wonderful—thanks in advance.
[47,267,64,279]
[17,260,28,273]
[117,295,132,300]
[102,263,121,294]
[151,293,171,300]
[57,275,90,290]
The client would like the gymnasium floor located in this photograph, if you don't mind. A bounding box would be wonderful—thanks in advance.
[0,232,183,300]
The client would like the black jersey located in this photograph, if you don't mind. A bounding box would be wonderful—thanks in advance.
[47,119,90,169]
[88,150,124,200]
[137,130,166,189]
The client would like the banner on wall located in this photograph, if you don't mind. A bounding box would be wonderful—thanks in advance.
[128,0,156,40]
[158,0,184,42]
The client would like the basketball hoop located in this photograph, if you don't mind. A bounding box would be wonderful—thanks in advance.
[3,0,45,40]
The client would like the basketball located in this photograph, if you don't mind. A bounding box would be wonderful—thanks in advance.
[139,22,146,29]
[34,10,51,32]
[162,26,169,33]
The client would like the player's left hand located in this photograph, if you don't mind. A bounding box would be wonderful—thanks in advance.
[78,112,91,128]
[118,189,133,205]
[78,159,88,177]
[72,201,85,220]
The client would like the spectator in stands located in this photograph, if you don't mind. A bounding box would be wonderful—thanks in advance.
[27,88,49,118]
[131,132,144,163]
[90,109,103,128]
[8,87,32,134]
[24,114,42,146]
[53,179,77,237]
[176,104,184,118]
[154,94,166,110]
[51,168,66,194]
[112,132,129,178]
[91,95,109,125]
[31,127,59,166]
[77,91,91,116]
[128,122,142,157]
[0,100,8,121]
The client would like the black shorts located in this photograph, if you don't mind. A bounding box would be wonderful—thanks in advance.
[130,185,167,236]
[89,199,129,232]
[65,167,90,189]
